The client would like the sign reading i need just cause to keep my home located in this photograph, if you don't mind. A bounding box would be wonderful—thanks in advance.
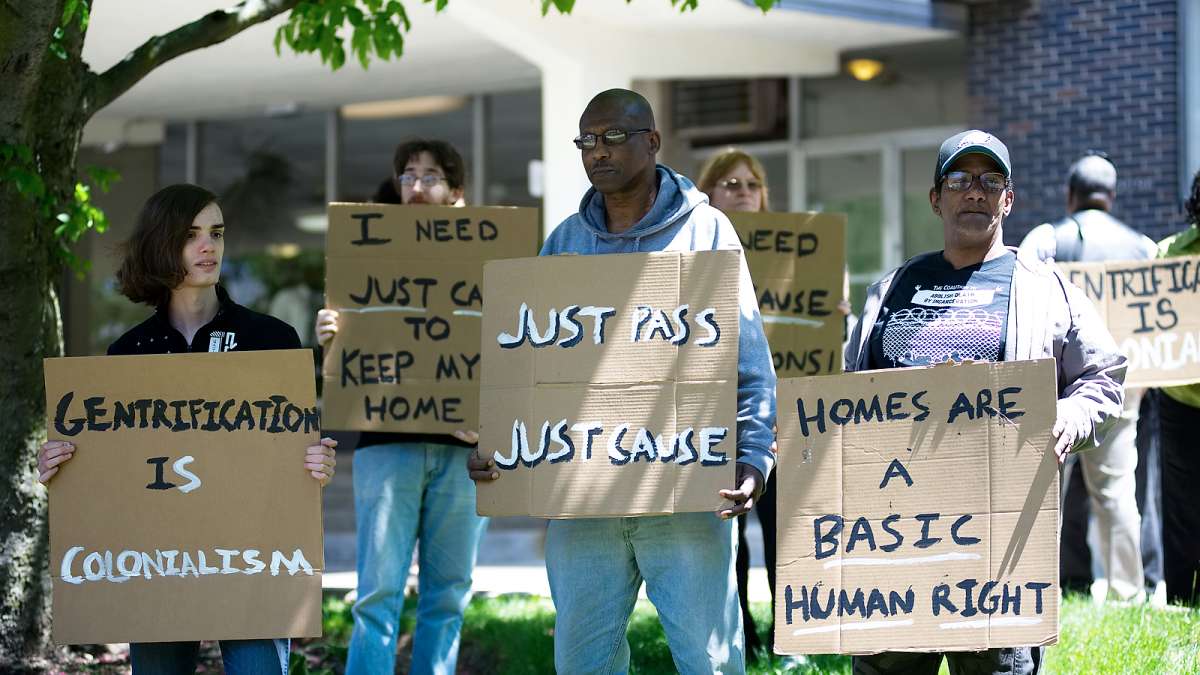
[476,250,741,518]
[1059,255,1200,388]
[43,350,323,645]
[731,212,847,377]
[774,359,1060,654]
[323,203,540,434]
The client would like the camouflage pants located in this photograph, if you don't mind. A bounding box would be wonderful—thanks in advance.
[853,647,1042,675]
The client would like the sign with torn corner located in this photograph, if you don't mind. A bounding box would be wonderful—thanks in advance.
[731,211,847,377]
[1059,256,1200,388]
[476,250,741,518]
[42,350,323,645]
[774,359,1059,655]
[323,203,540,434]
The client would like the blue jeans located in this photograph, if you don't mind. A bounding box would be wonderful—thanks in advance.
[130,638,288,674]
[546,512,744,675]
[347,442,488,675]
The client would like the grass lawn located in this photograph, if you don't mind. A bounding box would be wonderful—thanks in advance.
[291,592,1200,674]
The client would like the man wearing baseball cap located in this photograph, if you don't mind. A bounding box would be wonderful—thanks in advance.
[844,130,1127,674]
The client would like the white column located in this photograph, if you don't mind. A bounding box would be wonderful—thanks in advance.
[539,63,633,238]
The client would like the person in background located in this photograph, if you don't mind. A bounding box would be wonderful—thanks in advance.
[470,88,776,674]
[698,148,776,658]
[1019,152,1155,603]
[38,183,336,674]
[315,138,488,674]
[847,131,1125,675]
[1153,168,1200,606]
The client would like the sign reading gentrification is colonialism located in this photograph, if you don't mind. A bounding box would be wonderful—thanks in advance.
[731,212,847,377]
[1059,256,1200,387]
[323,203,540,434]
[774,359,1059,654]
[43,350,323,645]
[477,250,741,518]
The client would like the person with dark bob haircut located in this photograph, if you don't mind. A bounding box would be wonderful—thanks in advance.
[37,183,337,675]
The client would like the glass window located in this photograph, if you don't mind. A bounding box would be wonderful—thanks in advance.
[903,147,944,258]
[198,113,329,343]
[340,102,473,203]
[159,123,188,187]
[807,153,882,310]
[485,90,542,207]
[759,152,789,213]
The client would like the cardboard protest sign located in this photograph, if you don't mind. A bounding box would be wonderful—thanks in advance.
[43,350,322,645]
[477,250,740,518]
[323,203,540,433]
[1059,256,1200,388]
[732,212,846,377]
[774,359,1059,654]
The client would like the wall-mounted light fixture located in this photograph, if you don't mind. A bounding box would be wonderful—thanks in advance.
[846,58,885,82]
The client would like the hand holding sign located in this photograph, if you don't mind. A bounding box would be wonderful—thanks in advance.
[315,308,339,348]
[305,438,338,486]
[37,440,75,483]
[717,463,765,519]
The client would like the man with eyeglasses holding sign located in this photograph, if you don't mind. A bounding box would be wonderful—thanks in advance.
[469,88,777,674]
[845,131,1126,675]
[316,139,487,675]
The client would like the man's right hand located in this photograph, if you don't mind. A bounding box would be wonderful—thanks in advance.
[315,309,339,348]
[38,440,75,484]
[467,449,499,483]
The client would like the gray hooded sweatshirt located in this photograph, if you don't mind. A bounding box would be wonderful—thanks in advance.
[539,164,778,480]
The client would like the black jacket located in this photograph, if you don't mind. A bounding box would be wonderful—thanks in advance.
[107,286,300,356]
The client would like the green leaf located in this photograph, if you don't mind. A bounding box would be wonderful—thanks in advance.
[62,0,80,25]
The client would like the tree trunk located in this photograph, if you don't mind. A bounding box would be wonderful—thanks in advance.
[0,1,90,669]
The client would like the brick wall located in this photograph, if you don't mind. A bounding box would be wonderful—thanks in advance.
[968,0,1183,243]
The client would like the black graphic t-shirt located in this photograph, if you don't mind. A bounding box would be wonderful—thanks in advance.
[868,251,1016,369]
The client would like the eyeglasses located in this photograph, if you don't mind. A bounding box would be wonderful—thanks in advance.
[942,171,1008,193]
[397,174,447,188]
[573,128,652,150]
[717,177,762,192]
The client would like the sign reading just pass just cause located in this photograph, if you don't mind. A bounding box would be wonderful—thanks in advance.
[476,250,741,518]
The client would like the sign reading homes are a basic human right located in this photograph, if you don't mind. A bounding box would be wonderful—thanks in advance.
[476,250,740,518]
[1059,255,1200,387]
[774,359,1059,654]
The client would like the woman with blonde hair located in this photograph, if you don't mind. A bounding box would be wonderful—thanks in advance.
[698,148,771,213]
[698,147,775,658]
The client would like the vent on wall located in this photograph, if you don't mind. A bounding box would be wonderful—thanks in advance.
[670,79,782,140]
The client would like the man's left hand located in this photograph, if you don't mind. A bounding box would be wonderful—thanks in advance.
[1052,400,1088,464]
[718,463,765,519]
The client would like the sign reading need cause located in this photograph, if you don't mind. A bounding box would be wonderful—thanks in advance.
[43,350,322,645]
[1059,255,1200,388]
[477,250,740,518]
[323,203,540,433]
[732,212,847,377]
[775,359,1059,654]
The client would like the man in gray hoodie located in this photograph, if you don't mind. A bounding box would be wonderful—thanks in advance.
[469,88,776,674]
[846,131,1126,675]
